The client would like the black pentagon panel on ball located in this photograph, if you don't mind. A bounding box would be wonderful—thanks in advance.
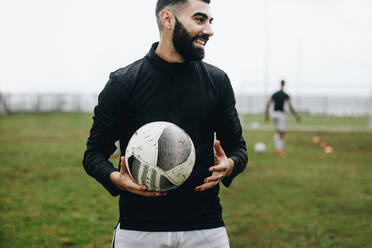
[149,168,158,190]
[127,155,142,181]
[140,165,150,186]
[157,125,192,171]
[159,175,177,191]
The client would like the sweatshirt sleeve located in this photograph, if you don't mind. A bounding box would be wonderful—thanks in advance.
[215,73,248,187]
[82,73,127,196]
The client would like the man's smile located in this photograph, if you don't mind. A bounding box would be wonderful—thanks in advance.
[193,36,208,48]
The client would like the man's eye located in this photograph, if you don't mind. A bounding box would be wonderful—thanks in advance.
[197,18,204,23]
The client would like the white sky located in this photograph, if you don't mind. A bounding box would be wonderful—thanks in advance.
[0,0,371,96]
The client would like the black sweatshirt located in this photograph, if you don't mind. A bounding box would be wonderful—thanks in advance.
[83,42,248,231]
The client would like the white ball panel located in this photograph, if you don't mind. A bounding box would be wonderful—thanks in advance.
[125,122,168,166]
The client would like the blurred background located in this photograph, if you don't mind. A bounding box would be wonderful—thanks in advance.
[1,0,371,119]
[0,0,371,247]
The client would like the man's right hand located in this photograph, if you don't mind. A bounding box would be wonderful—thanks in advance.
[110,156,166,197]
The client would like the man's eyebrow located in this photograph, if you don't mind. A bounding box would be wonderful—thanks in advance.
[192,12,213,22]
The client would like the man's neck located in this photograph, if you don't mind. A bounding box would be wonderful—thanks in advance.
[155,39,185,63]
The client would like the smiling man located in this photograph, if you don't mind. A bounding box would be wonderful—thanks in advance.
[83,0,247,247]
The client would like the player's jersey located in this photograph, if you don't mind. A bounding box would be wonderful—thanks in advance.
[272,90,289,112]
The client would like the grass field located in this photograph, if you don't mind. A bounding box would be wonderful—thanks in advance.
[0,113,371,248]
[240,114,371,132]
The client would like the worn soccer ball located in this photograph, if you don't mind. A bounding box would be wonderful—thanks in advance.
[254,142,266,153]
[125,121,196,192]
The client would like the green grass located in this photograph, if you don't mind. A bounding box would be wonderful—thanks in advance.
[1,113,371,247]
[240,114,370,131]
[223,129,372,248]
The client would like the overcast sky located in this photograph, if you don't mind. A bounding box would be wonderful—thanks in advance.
[0,0,371,96]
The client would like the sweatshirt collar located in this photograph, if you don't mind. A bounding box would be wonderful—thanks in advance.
[145,42,194,73]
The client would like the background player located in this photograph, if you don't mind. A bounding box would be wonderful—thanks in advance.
[265,80,300,156]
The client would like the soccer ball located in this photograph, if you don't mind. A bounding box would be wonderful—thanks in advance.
[254,142,266,153]
[125,121,196,192]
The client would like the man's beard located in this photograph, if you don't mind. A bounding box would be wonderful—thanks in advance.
[172,17,208,61]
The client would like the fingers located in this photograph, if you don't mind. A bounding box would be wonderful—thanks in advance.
[209,165,227,173]
[121,179,167,197]
[195,169,227,192]
[118,156,145,190]
[124,178,147,192]
[129,188,167,197]
[204,173,224,184]
[124,181,167,197]
[117,156,166,197]
[195,142,233,192]
[120,156,127,174]
[119,157,149,190]
[214,140,226,158]
[195,180,218,192]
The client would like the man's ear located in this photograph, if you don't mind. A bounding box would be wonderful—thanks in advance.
[159,9,175,30]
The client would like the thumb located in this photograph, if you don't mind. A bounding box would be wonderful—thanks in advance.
[214,140,225,157]
[120,156,127,174]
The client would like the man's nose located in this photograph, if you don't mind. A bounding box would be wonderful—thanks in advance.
[203,23,214,37]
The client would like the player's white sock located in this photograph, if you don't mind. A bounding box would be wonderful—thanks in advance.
[274,133,280,151]
[274,133,284,151]
[279,135,284,151]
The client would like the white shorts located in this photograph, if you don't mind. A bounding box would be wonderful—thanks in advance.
[271,111,286,132]
[112,223,230,248]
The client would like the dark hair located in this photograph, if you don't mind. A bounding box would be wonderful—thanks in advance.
[281,80,285,86]
[155,0,211,29]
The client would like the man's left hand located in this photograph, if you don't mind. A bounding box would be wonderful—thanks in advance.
[195,140,234,192]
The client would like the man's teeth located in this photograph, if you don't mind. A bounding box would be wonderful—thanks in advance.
[196,39,206,45]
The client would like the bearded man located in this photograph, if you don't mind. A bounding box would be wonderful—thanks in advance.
[83,0,248,247]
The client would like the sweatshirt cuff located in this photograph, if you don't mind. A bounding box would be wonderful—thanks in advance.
[222,156,239,187]
[102,165,121,196]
